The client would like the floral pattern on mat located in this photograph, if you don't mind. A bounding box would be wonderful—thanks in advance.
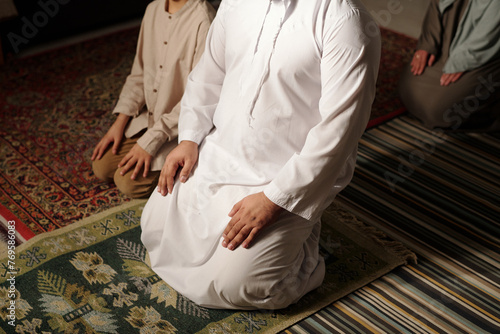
[0,202,414,333]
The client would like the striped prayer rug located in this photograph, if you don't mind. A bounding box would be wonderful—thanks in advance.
[284,115,500,333]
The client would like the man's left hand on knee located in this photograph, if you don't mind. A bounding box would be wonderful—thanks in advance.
[222,192,283,251]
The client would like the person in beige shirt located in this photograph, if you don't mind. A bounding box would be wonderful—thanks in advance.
[91,0,215,198]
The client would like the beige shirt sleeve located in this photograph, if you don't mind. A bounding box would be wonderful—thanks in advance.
[112,19,147,118]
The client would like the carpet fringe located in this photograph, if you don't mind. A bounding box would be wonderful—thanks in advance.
[326,201,418,265]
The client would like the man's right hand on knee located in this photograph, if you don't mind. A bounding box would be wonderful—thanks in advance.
[158,140,199,196]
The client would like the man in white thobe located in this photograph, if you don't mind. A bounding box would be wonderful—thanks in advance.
[141,0,381,310]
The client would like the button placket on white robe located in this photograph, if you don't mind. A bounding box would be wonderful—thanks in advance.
[239,0,288,125]
[141,0,381,310]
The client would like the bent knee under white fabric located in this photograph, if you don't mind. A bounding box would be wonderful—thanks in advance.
[149,212,325,310]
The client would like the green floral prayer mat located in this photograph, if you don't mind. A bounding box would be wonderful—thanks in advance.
[0,200,415,333]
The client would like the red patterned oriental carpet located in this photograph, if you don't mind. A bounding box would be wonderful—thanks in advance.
[0,27,417,241]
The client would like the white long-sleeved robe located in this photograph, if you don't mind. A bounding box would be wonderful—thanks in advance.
[141,0,381,310]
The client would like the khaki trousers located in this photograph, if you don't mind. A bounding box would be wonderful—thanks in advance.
[92,136,161,198]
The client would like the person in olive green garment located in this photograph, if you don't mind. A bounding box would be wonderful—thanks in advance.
[398,0,500,131]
